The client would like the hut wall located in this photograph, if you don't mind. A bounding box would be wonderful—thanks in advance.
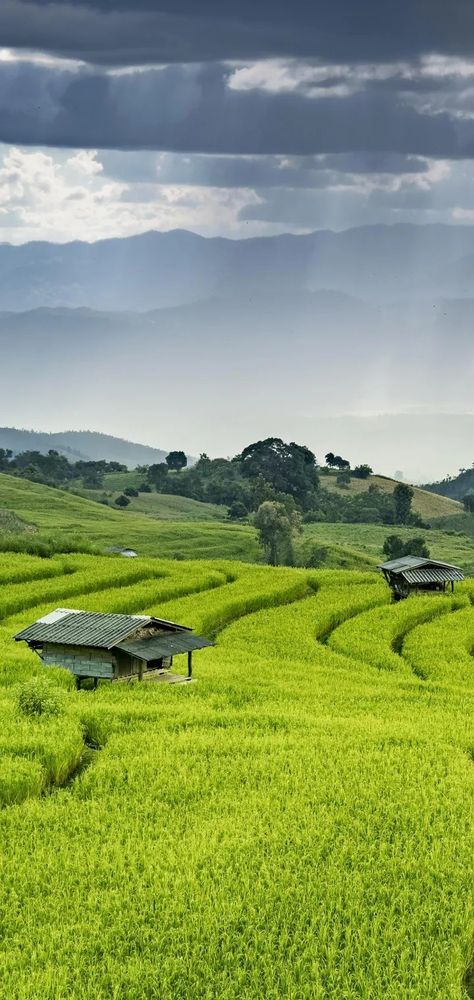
[41,643,114,679]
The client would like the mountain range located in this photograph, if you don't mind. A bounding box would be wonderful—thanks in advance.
[2,224,474,312]
[0,429,168,467]
[0,224,472,480]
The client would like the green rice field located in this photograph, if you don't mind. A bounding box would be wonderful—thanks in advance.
[0,549,473,998]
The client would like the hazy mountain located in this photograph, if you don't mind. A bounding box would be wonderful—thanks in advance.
[2,224,474,311]
[0,225,472,480]
[424,465,474,501]
[0,429,168,468]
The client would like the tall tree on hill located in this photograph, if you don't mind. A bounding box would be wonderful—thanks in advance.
[253,500,300,566]
[239,438,318,507]
[166,451,187,472]
[393,482,414,524]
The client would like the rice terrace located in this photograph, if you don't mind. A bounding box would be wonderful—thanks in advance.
[0,463,473,1000]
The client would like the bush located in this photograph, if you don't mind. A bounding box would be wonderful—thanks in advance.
[227,501,248,520]
[302,543,329,568]
[353,464,373,479]
[138,482,152,493]
[124,487,139,498]
[115,494,130,508]
[17,679,63,718]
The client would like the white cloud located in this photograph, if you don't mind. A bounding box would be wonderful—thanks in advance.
[0,144,265,242]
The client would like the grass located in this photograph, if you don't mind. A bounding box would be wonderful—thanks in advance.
[0,554,472,997]
[75,486,228,521]
[322,471,462,519]
[0,473,259,561]
[303,520,474,573]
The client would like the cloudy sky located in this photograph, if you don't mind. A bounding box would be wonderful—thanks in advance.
[2,0,474,242]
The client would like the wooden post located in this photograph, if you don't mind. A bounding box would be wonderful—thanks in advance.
[187,651,193,679]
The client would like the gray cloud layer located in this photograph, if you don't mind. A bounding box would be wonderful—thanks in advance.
[0,61,469,157]
[2,1,474,66]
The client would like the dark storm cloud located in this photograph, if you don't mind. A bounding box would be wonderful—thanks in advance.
[0,61,466,157]
[2,0,474,66]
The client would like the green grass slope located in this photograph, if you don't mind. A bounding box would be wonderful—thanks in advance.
[0,473,259,561]
[322,472,462,519]
[76,484,227,521]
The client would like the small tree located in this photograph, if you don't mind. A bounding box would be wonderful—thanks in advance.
[353,464,373,479]
[253,501,299,566]
[336,469,351,488]
[383,535,405,560]
[403,536,430,558]
[325,452,336,467]
[124,486,139,498]
[115,494,130,507]
[393,482,414,524]
[166,451,187,472]
[383,534,430,560]
[463,493,474,513]
[227,500,248,520]
[147,462,169,491]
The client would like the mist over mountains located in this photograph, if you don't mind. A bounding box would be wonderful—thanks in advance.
[0,225,472,481]
[2,224,474,311]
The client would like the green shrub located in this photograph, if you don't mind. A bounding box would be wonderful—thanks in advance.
[17,679,63,718]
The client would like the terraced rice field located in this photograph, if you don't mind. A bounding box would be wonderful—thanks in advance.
[0,552,473,999]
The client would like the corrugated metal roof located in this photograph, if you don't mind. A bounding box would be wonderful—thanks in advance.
[15,609,191,649]
[402,566,464,584]
[118,633,215,661]
[378,556,462,573]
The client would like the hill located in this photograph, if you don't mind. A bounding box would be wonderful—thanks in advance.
[424,466,474,502]
[2,224,474,311]
[322,472,462,520]
[0,428,169,468]
[0,473,258,562]
[1,472,473,572]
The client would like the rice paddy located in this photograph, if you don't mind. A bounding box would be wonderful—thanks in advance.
[0,551,473,998]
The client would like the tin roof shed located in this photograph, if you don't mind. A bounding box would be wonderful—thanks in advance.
[14,608,213,685]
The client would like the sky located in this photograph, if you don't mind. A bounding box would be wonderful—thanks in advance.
[0,0,473,480]
[1,0,474,242]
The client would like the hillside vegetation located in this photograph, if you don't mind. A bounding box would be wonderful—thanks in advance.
[323,471,462,519]
[0,473,259,562]
[0,553,472,998]
[0,472,473,571]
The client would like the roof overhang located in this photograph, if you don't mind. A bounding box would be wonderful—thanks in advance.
[117,633,215,662]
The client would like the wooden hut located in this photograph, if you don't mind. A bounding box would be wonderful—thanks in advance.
[378,556,464,600]
[14,608,213,687]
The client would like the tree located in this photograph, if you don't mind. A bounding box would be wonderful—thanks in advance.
[336,469,351,488]
[124,486,139,498]
[383,534,405,560]
[227,500,248,520]
[383,534,430,560]
[393,482,414,524]
[325,452,336,467]
[115,494,130,507]
[166,451,187,472]
[332,456,350,471]
[253,500,300,566]
[0,448,12,471]
[463,493,474,513]
[353,464,373,479]
[147,462,169,490]
[403,536,430,558]
[239,437,318,506]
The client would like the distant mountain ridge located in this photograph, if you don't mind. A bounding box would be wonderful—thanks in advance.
[0,429,168,468]
[424,466,474,501]
[1,224,474,311]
